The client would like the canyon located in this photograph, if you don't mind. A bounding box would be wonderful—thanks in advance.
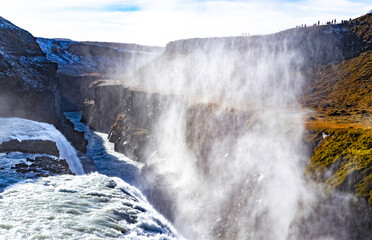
[0,12,371,239]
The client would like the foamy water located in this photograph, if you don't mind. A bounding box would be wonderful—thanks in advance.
[0,116,179,239]
[0,173,178,240]
[64,112,143,185]
[0,118,84,174]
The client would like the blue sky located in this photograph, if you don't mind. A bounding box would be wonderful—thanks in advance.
[0,0,371,45]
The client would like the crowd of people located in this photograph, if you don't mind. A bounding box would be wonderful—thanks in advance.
[296,17,365,28]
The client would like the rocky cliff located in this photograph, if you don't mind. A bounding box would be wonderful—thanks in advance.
[2,11,369,239]
[301,13,371,205]
[37,37,163,113]
[37,38,163,76]
[0,15,165,156]
[84,13,371,162]
[79,13,372,237]
[0,17,91,154]
[0,17,58,123]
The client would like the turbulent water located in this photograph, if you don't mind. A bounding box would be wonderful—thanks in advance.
[64,112,143,185]
[0,116,178,239]
[0,173,177,239]
[0,117,84,174]
[1,35,366,238]
[0,152,60,192]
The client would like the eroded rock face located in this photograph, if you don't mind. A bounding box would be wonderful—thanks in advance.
[36,38,163,114]
[82,81,175,162]
[83,15,371,161]
[82,82,130,132]
[108,114,151,162]
[58,114,88,153]
[0,17,58,123]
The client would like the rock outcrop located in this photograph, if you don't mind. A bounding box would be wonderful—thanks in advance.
[164,23,366,66]
[13,156,73,176]
[0,17,89,154]
[33,36,164,153]
[0,137,74,187]
[0,139,59,157]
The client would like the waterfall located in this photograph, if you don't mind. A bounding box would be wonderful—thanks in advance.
[130,38,316,239]
[0,117,84,174]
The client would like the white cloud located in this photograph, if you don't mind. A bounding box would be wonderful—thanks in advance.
[0,0,370,46]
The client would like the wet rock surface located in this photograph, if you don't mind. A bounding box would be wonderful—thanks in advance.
[108,114,151,162]
[12,156,73,176]
[0,139,59,157]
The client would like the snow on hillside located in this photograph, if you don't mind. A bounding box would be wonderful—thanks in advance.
[0,17,21,30]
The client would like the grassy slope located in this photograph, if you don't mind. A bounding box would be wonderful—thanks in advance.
[348,12,372,46]
[305,129,372,203]
[303,12,372,204]
[304,50,371,114]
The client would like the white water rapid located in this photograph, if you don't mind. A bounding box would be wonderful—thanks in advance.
[0,173,178,239]
[0,117,84,174]
[0,116,178,239]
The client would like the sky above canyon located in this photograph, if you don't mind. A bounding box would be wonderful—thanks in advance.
[0,0,371,46]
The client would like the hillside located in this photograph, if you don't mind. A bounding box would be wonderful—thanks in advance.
[37,38,163,76]
[302,12,372,125]
[303,50,371,125]
[302,12,372,205]
[0,17,57,123]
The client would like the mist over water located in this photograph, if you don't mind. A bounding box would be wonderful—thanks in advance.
[123,37,321,239]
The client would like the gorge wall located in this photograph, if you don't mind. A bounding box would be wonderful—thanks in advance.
[0,17,58,124]
[81,13,372,239]
[0,16,164,154]
[1,11,371,239]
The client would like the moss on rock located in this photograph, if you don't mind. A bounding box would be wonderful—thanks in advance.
[305,129,372,204]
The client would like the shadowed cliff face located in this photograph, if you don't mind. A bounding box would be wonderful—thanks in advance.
[0,17,58,123]
[0,17,94,154]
